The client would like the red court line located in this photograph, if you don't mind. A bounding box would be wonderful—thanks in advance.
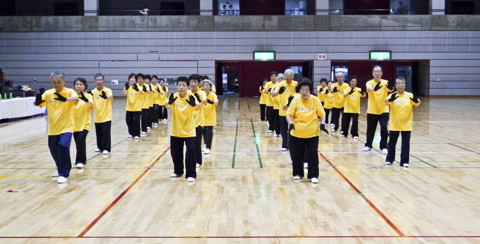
[77,147,171,237]
[318,151,406,237]
[448,143,479,154]
[1,235,479,239]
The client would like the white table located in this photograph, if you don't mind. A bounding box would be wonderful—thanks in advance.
[0,97,46,120]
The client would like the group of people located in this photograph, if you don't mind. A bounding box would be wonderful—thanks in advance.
[35,71,219,184]
[259,65,421,183]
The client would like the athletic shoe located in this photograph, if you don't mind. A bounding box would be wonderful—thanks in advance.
[330,124,335,128]
[128,135,132,138]
[267,130,273,133]
[187,177,196,182]
[141,132,147,137]
[311,178,319,184]
[196,163,201,168]
[147,127,151,132]
[353,136,359,140]
[204,148,211,154]
[386,161,393,165]
[163,119,167,123]
[274,134,280,138]
[52,172,59,177]
[170,173,181,178]
[102,150,110,155]
[293,175,301,180]
[303,162,308,169]
[403,163,409,168]
[134,136,140,141]
[363,146,372,152]
[281,148,288,151]
[76,163,84,169]
[57,176,68,184]
[381,148,388,155]
[94,148,101,152]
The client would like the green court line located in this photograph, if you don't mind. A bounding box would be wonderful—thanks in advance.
[250,118,263,168]
[86,139,125,161]
[232,118,239,168]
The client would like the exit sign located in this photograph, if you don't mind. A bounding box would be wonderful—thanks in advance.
[317,54,327,60]
[253,51,275,61]
[370,51,392,61]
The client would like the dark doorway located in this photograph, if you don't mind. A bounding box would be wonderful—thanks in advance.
[54,2,80,15]
[161,2,186,15]
[450,1,475,14]
[240,0,284,15]
[216,61,313,97]
[344,0,390,14]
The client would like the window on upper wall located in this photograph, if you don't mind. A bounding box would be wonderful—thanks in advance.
[389,0,429,15]
[99,0,200,15]
[0,0,83,16]
[213,0,315,15]
[446,0,479,14]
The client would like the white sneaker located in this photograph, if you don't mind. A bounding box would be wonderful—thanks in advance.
[134,136,140,141]
[303,162,308,169]
[403,163,409,168]
[196,163,201,168]
[141,132,147,137]
[204,148,210,154]
[94,148,101,152]
[293,175,301,180]
[170,173,181,178]
[153,123,158,126]
[128,135,132,138]
[51,172,59,177]
[102,150,110,155]
[267,130,273,134]
[381,148,388,155]
[353,136,359,140]
[363,146,372,152]
[275,134,280,138]
[147,127,151,132]
[281,148,288,151]
[386,161,393,165]
[57,176,68,184]
[163,119,167,124]
[311,178,319,184]
[76,163,84,169]
[330,124,335,128]
[187,177,196,182]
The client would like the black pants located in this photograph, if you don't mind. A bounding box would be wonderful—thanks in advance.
[73,129,88,165]
[289,136,319,179]
[260,104,266,121]
[170,136,196,178]
[126,111,141,137]
[341,113,359,138]
[149,106,154,126]
[141,108,150,132]
[272,109,280,135]
[365,113,389,149]
[195,126,203,165]
[48,133,72,178]
[153,104,160,124]
[203,126,213,149]
[266,106,274,131]
[386,131,411,166]
[279,115,288,148]
[331,107,343,131]
[95,121,111,152]
[160,105,168,120]
[324,108,331,125]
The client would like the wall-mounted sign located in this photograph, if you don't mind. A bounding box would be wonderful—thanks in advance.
[253,51,275,61]
[317,54,327,60]
[370,51,392,61]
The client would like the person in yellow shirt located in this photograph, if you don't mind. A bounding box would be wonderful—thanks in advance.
[189,74,207,167]
[385,77,420,167]
[136,73,150,136]
[364,65,394,154]
[201,80,218,154]
[322,81,334,125]
[144,75,154,130]
[264,71,278,133]
[124,73,141,141]
[165,76,201,182]
[34,70,79,184]
[340,76,366,139]
[286,78,328,184]
[258,78,268,121]
[73,77,93,169]
[330,73,350,133]
[273,69,298,151]
[90,73,113,155]
[158,78,169,123]
[151,75,161,127]
[317,78,328,106]
[202,75,216,93]
[271,73,283,137]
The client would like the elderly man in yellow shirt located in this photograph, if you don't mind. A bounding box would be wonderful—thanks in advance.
[341,76,366,139]
[91,73,114,155]
[34,70,79,184]
[385,77,421,168]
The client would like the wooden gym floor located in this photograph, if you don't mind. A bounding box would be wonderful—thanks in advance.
[0,96,479,243]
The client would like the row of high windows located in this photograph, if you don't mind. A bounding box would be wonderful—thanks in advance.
[1,0,479,16]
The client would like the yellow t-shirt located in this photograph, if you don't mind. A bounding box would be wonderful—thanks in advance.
[202,92,218,126]
[317,86,327,102]
[265,81,275,107]
[169,93,199,137]
[259,85,267,105]
[147,84,155,107]
[125,87,142,112]
[274,80,298,116]
[91,87,113,123]
[287,95,326,139]
[140,84,151,109]
[332,82,350,109]
[343,87,365,114]
[271,82,281,110]
[387,92,419,131]
[39,88,78,135]
[159,85,169,105]
[151,84,162,105]
[323,90,334,109]
[74,92,93,132]
[189,89,206,127]
[366,79,392,115]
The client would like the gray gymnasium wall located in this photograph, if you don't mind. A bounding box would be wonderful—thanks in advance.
[0,30,479,96]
